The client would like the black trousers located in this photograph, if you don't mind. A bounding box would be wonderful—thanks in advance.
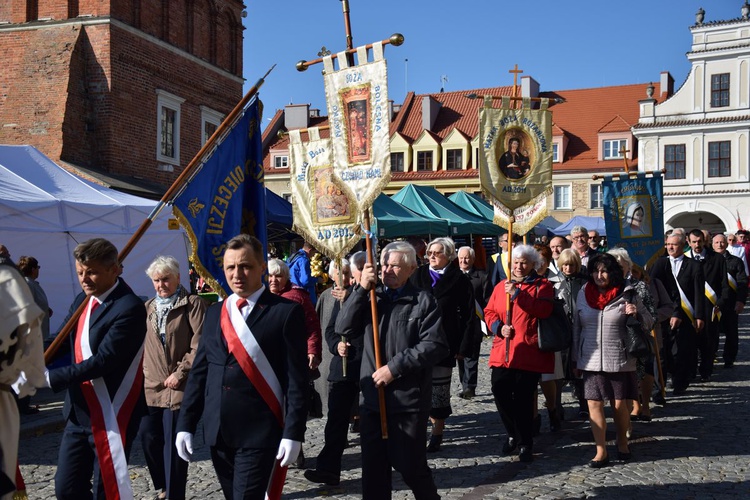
[667,321,698,389]
[360,408,439,500]
[458,356,479,391]
[210,433,277,500]
[697,318,720,378]
[55,417,139,500]
[490,367,540,447]
[719,310,739,364]
[315,379,359,476]
[139,406,188,500]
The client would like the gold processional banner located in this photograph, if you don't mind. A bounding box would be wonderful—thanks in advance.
[479,96,553,235]
[322,42,391,214]
[289,128,361,260]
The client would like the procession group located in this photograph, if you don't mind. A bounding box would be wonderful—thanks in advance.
[1,224,747,500]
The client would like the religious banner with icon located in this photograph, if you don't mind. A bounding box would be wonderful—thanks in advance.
[479,95,553,234]
[322,41,391,212]
[602,172,665,268]
[288,127,362,259]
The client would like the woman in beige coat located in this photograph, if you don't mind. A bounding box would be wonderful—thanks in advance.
[140,256,207,500]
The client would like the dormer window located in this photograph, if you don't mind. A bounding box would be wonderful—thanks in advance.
[603,139,627,160]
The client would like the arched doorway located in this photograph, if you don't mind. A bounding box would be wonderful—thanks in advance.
[667,211,726,235]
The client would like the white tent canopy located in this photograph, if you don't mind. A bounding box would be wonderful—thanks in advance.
[0,145,189,333]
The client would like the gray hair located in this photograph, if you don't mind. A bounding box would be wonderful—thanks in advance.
[607,247,633,273]
[350,251,367,271]
[669,228,686,244]
[328,258,351,275]
[457,246,475,259]
[381,241,417,269]
[511,244,542,270]
[267,258,290,280]
[570,225,588,237]
[427,237,457,261]
[146,255,180,279]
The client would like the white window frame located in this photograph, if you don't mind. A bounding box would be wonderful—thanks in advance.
[603,139,627,160]
[589,184,603,209]
[552,143,559,163]
[553,184,571,210]
[273,155,289,169]
[156,89,185,165]
[200,106,224,145]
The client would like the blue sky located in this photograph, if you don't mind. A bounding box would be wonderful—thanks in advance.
[243,1,741,123]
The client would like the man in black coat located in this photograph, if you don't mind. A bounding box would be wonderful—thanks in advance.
[711,233,747,368]
[650,231,705,395]
[456,246,493,399]
[686,229,729,381]
[48,238,147,499]
[176,234,308,500]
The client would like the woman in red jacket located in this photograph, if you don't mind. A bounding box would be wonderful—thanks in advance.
[484,244,554,463]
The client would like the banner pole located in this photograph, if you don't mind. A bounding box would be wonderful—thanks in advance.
[505,217,514,363]
[44,66,276,364]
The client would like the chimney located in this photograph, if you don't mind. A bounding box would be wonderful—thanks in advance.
[521,76,540,99]
[660,72,674,98]
[309,108,320,118]
[421,95,441,132]
[284,104,310,130]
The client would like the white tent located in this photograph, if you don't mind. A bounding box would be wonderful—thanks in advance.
[0,145,189,333]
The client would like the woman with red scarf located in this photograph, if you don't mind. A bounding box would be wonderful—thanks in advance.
[572,253,653,468]
[484,244,554,463]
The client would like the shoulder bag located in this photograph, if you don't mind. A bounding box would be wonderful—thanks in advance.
[536,282,572,352]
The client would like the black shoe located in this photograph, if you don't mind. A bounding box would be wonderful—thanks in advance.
[290,449,305,469]
[652,393,666,406]
[672,386,687,396]
[518,445,533,463]
[426,434,443,453]
[502,437,517,454]
[304,469,341,486]
[349,418,360,434]
[617,451,632,462]
[532,414,542,437]
[589,456,610,468]
[724,362,734,369]
[459,387,475,399]
[547,408,561,432]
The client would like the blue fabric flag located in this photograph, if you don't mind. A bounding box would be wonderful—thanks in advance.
[603,172,664,269]
[172,98,266,297]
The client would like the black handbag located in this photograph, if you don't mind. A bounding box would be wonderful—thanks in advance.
[537,292,572,353]
[623,290,653,359]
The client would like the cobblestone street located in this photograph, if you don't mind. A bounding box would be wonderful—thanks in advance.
[18,313,750,499]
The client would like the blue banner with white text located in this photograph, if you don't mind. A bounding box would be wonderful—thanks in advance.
[172,98,266,297]
[603,172,664,269]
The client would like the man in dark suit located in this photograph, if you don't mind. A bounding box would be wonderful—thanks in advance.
[457,246,492,399]
[48,238,147,499]
[650,231,705,395]
[686,229,729,381]
[711,233,747,368]
[176,234,308,500]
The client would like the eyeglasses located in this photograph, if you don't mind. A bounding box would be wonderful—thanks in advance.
[426,251,444,257]
[572,236,588,241]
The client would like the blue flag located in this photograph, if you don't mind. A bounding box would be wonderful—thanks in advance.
[603,172,664,269]
[173,98,266,297]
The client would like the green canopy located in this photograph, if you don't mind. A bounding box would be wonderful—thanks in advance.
[448,191,494,221]
[371,193,450,238]
[392,185,502,236]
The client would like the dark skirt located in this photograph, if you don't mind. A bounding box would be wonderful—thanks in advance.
[583,371,638,401]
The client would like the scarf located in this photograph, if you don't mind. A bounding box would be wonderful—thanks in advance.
[584,282,622,310]
[428,267,445,288]
[154,291,179,344]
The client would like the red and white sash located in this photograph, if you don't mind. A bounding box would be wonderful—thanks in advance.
[75,297,143,500]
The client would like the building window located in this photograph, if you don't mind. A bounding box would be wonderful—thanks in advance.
[446,149,463,170]
[553,185,571,210]
[200,106,224,145]
[417,151,433,171]
[708,141,731,177]
[664,144,686,180]
[603,139,627,160]
[710,73,730,108]
[273,156,288,169]
[156,90,185,165]
[553,143,560,162]
[390,152,405,172]
[590,184,603,209]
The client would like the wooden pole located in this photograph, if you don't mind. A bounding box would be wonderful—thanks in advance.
[505,217,514,363]
[44,66,276,364]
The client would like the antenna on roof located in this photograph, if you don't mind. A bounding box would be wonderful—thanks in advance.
[440,75,448,93]
[405,58,409,97]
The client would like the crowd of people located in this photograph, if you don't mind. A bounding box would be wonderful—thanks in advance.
[1,224,748,499]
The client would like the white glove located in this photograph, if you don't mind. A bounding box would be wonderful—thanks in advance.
[175,431,193,462]
[275,439,302,467]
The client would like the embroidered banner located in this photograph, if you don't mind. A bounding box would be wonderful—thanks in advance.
[288,128,361,259]
[479,96,553,234]
[322,42,392,212]
[172,98,266,298]
[602,172,665,268]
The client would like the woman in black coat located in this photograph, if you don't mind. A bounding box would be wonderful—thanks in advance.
[409,237,475,452]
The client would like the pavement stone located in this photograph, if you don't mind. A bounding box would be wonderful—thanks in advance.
[17,312,750,499]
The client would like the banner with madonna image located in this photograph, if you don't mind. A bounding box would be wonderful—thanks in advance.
[602,172,665,268]
[322,42,392,212]
[479,96,553,234]
[288,127,362,260]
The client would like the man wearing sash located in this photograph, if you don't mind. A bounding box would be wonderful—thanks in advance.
[649,231,705,395]
[176,234,307,500]
[49,238,147,499]
[686,229,729,382]
[710,234,746,369]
